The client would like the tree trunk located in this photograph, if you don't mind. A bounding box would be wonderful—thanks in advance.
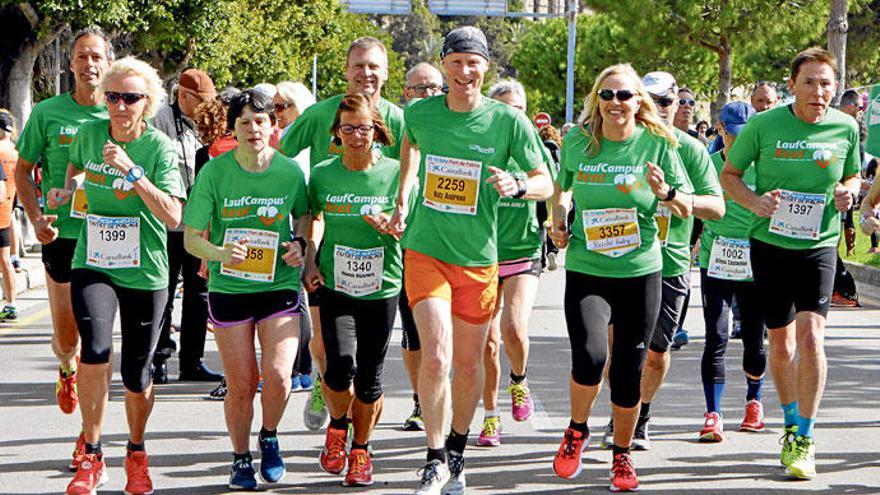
[6,31,62,128]
[828,0,848,99]
[712,34,732,123]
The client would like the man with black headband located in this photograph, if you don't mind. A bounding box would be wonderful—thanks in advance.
[390,26,552,495]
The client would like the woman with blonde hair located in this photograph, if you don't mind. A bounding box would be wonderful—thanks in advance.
[50,56,186,495]
[549,63,692,492]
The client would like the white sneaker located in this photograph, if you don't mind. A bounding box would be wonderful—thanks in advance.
[443,451,466,495]
[413,460,450,495]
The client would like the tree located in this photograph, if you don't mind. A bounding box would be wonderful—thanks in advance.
[846,0,880,87]
[828,0,848,98]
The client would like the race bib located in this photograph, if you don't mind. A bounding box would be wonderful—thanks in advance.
[334,245,384,297]
[422,154,481,215]
[69,188,88,219]
[583,208,641,258]
[654,205,671,247]
[769,190,825,240]
[707,236,752,280]
[221,228,279,282]
[86,214,140,269]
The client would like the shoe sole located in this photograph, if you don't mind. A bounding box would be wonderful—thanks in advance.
[124,489,154,495]
[785,465,816,479]
[699,431,724,442]
[477,438,501,447]
[70,470,109,495]
[610,483,640,492]
[258,467,286,484]
[739,424,765,432]
[319,455,346,476]
[343,478,374,487]
[228,482,257,490]
[403,423,425,432]
[631,440,650,451]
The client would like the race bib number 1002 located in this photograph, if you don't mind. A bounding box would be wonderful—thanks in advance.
[422,154,481,215]
[221,228,279,282]
[769,189,825,240]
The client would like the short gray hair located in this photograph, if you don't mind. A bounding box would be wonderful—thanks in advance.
[276,81,315,114]
[405,62,442,84]
[488,79,526,103]
[68,27,115,63]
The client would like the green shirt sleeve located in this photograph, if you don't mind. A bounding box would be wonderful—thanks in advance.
[291,170,309,219]
[660,141,688,191]
[279,106,318,159]
[727,119,760,172]
[684,140,722,195]
[69,130,84,170]
[153,143,187,200]
[382,103,405,160]
[403,104,419,147]
[843,124,861,179]
[182,167,213,231]
[15,105,45,164]
[508,112,546,174]
[556,131,579,192]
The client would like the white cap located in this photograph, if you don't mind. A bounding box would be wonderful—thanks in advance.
[642,71,678,97]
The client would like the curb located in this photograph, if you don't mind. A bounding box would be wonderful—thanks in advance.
[844,260,880,288]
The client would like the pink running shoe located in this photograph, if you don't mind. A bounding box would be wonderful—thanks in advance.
[739,400,765,432]
[506,380,534,422]
[477,416,502,446]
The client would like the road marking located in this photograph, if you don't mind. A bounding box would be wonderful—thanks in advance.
[529,390,556,432]
[0,305,52,336]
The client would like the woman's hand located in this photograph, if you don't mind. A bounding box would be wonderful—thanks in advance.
[103,140,135,175]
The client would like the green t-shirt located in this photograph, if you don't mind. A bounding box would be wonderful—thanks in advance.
[497,144,557,262]
[659,128,721,277]
[184,150,308,294]
[728,104,861,250]
[16,92,108,239]
[279,94,405,169]
[308,155,402,300]
[402,95,550,266]
[700,151,756,275]
[557,125,687,278]
[70,120,186,290]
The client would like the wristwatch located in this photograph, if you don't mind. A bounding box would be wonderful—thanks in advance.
[125,166,145,183]
[663,186,677,202]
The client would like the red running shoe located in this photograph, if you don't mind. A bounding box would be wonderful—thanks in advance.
[66,454,108,495]
[699,412,724,442]
[56,368,79,414]
[320,426,348,475]
[739,400,765,432]
[610,452,639,492]
[343,448,373,486]
[124,450,154,495]
[69,432,86,472]
[552,427,588,479]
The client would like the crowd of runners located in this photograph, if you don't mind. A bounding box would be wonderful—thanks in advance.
[6,22,873,495]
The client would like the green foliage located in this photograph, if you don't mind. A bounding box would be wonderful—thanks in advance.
[847,0,880,87]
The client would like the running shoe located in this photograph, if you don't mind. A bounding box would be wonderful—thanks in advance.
[507,380,534,422]
[632,416,651,450]
[299,373,314,391]
[785,435,816,479]
[610,452,639,492]
[779,425,799,468]
[477,416,502,447]
[207,379,227,401]
[258,435,286,483]
[547,252,558,271]
[0,305,18,320]
[730,319,742,339]
[739,400,765,432]
[403,400,425,431]
[69,432,86,472]
[320,426,348,475]
[304,375,329,431]
[553,427,589,479]
[831,291,859,308]
[343,448,373,486]
[124,450,153,495]
[600,419,614,450]
[443,450,466,495]
[699,412,724,442]
[56,367,79,414]
[66,453,108,495]
[11,256,21,273]
[671,328,689,349]
[229,456,257,490]
[413,459,450,495]
[290,374,303,393]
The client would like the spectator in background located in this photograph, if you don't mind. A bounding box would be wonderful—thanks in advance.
[864,157,879,253]
[674,87,698,137]
[696,120,711,146]
[403,62,444,101]
[560,122,576,137]
[539,124,562,272]
[152,68,222,384]
[0,110,16,320]
[272,81,315,179]
[838,89,867,257]
[750,81,779,113]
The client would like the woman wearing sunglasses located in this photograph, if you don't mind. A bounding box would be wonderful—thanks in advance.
[549,64,692,492]
[302,93,403,487]
[50,56,186,495]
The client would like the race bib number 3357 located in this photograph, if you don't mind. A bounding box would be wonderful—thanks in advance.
[423,154,481,215]
[583,208,641,258]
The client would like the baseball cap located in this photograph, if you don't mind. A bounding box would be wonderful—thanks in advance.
[442,26,490,60]
[642,71,678,97]
[719,101,755,136]
[0,112,13,133]
[179,69,216,100]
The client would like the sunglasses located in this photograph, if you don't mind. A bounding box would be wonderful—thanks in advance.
[652,96,675,107]
[274,103,293,112]
[599,89,636,102]
[105,92,148,105]
[679,98,696,107]
[408,83,442,93]
[339,124,374,136]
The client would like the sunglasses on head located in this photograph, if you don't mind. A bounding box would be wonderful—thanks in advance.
[105,92,148,105]
[679,98,696,107]
[652,96,675,107]
[599,89,636,102]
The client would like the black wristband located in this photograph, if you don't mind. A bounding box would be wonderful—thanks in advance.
[512,177,528,199]
[292,236,307,253]
[663,186,677,202]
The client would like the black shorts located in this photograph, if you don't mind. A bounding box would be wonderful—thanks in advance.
[207,289,301,328]
[498,257,542,284]
[0,227,9,248]
[42,237,77,283]
[649,273,691,353]
[749,238,836,328]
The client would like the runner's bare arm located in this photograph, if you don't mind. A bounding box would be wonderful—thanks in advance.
[303,213,324,291]
[390,134,419,232]
[183,225,247,265]
[720,160,779,218]
[14,157,60,244]
[692,193,725,221]
[646,161,692,218]
[103,141,182,228]
[860,178,880,234]
[48,162,85,209]
[549,182,572,249]
[282,213,312,268]
[833,174,861,212]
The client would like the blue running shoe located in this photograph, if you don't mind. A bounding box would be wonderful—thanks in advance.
[299,374,313,391]
[229,456,257,490]
[672,328,689,350]
[290,374,303,393]
[258,435,286,483]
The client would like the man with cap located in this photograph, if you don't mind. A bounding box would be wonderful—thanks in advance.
[696,101,768,443]
[389,26,552,495]
[600,71,724,451]
[14,27,112,472]
[152,68,223,383]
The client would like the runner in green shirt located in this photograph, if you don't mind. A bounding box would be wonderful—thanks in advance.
[548,63,693,493]
[300,94,402,486]
[50,56,186,495]
[599,71,724,452]
[478,79,553,449]
[721,47,862,480]
[182,89,309,490]
[389,27,553,495]
[13,30,111,441]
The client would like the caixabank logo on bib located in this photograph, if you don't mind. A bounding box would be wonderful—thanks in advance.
[221,196,288,225]
[83,160,136,200]
[774,140,839,168]
[576,163,643,193]
[323,193,390,216]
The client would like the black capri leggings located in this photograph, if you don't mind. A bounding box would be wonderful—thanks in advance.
[564,270,661,408]
[318,287,398,404]
[72,268,168,393]
[699,269,767,388]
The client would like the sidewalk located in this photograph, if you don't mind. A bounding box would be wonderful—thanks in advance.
[4,249,47,296]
